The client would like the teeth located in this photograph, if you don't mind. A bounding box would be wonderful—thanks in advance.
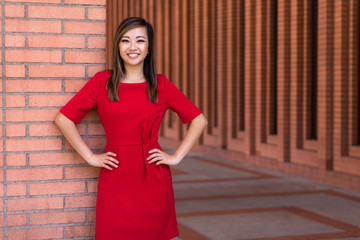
[128,54,138,57]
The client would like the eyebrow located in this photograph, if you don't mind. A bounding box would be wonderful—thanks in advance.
[122,36,146,39]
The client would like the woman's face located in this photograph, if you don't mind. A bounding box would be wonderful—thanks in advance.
[119,26,149,68]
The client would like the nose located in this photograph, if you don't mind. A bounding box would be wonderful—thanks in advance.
[129,41,137,50]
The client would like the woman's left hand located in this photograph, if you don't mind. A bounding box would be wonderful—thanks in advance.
[147,148,181,166]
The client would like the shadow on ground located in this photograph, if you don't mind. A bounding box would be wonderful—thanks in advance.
[165,146,360,240]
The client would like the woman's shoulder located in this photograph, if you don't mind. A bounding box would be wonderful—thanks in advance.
[94,70,112,81]
[156,73,169,89]
[89,70,111,86]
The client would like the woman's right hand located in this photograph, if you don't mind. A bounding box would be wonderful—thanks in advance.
[87,152,118,170]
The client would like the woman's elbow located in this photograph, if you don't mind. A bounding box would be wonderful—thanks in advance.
[55,112,62,125]
[55,112,71,127]
[202,114,208,127]
[198,113,208,128]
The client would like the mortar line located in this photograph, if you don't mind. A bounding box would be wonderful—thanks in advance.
[2,0,8,238]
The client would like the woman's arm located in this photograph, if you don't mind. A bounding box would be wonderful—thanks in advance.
[55,112,118,170]
[147,113,208,165]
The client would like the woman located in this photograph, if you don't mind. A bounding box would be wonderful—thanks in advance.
[55,17,207,240]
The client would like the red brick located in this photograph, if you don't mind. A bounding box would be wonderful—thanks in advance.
[6,80,61,93]
[29,65,85,78]
[65,195,96,208]
[6,50,62,63]
[82,109,101,121]
[7,183,27,197]
[65,0,105,5]
[30,123,85,137]
[6,109,58,122]
[88,123,105,135]
[65,137,106,150]
[6,124,26,137]
[87,180,98,193]
[88,36,106,49]
[5,4,25,18]
[6,65,25,77]
[7,227,63,240]
[29,152,85,166]
[65,225,95,238]
[28,35,85,48]
[7,138,62,152]
[30,211,86,225]
[64,21,105,34]
[29,181,85,195]
[7,167,62,181]
[84,137,106,149]
[5,35,25,47]
[88,65,105,77]
[5,19,61,33]
[5,0,60,2]
[29,123,61,136]
[7,214,27,227]
[7,197,63,211]
[29,94,72,107]
[65,80,87,92]
[7,153,26,166]
[87,7,106,20]
[88,210,96,222]
[65,51,105,63]
[6,94,25,107]
[0,184,3,197]
[28,5,85,19]
[65,166,100,179]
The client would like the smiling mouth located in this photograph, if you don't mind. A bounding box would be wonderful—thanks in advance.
[127,53,139,58]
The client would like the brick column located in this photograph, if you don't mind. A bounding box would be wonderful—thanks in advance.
[317,0,334,170]
[244,0,256,155]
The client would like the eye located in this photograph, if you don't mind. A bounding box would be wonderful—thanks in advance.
[138,40,146,43]
[121,39,129,43]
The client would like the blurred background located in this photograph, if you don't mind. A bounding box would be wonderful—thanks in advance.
[1,0,360,239]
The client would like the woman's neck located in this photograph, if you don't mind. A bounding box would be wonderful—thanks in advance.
[123,63,145,83]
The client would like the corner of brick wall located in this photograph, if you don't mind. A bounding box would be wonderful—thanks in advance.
[1,0,106,238]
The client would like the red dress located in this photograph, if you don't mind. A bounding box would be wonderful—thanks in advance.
[60,71,202,240]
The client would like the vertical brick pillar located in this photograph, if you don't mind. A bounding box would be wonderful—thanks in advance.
[333,0,349,157]
[244,0,256,155]
[318,0,334,170]
[277,0,291,162]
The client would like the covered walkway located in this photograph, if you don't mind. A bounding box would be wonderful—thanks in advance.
[167,147,360,240]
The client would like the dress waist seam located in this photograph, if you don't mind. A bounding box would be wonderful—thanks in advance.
[106,139,158,147]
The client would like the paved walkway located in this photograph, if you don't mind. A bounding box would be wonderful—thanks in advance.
[165,147,360,240]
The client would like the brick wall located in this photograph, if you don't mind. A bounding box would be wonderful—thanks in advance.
[1,0,106,238]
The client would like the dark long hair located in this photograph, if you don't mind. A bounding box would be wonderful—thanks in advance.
[106,17,158,102]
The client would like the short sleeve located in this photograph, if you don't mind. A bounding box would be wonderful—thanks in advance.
[163,75,202,124]
[59,73,100,124]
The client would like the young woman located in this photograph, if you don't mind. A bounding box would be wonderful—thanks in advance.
[55,17,207,240]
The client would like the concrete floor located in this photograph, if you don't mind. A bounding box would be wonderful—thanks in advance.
[166,147,360,240]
